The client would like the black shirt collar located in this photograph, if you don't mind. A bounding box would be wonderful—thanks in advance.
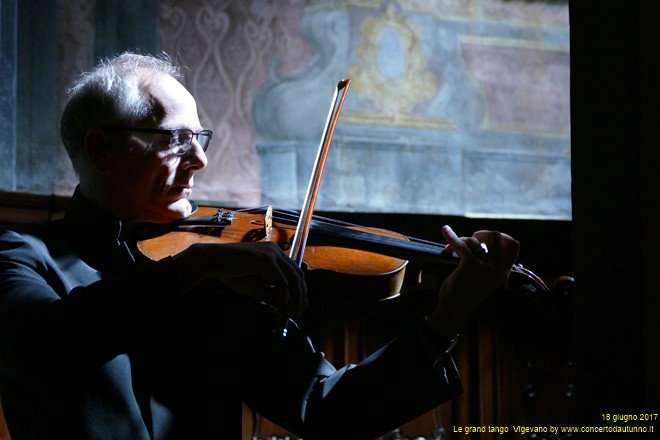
[56,186,137,274]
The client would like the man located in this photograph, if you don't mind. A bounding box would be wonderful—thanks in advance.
[0,52,519,439]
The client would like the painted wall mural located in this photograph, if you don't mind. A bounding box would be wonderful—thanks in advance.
[48,0,571,218]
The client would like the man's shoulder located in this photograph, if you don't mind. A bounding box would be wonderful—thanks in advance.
[0,220,68,259]
[0,224,49,256]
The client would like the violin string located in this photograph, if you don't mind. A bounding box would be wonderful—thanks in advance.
[263,208,450,260]
[209,207,536,287]
[238,207,541,274]
[268,207,448,250]
[269,209,535,276]
[224,207,525,270]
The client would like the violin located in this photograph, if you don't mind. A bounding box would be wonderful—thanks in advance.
[136,204,573,312]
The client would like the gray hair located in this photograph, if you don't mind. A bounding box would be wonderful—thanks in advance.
[60,51,183,173]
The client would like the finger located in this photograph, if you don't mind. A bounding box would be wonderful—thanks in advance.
[261,244,307,321]
[464,236,487,255]
[473,230,520,265]
[285,255,308,313]
[276,252,307,318]
[442,226,483,260]
[498,232,520,263]
[441,225,464,254]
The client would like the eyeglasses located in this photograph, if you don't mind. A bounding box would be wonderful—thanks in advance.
[105,127,213,155]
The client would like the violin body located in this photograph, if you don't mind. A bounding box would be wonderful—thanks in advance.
[137,205,410,301]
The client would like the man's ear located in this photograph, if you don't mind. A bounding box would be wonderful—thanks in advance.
[84,128,114,174]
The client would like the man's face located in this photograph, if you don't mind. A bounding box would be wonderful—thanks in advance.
[105,73,208,224]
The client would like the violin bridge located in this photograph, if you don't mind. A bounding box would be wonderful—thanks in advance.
[263,205,273,238]
[212,209,234,225]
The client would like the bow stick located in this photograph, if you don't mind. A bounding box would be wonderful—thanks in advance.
[288,79,351,267]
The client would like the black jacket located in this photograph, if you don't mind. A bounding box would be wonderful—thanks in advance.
[0,188,462,439]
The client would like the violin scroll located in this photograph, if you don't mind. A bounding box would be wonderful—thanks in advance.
[506,264,573,313]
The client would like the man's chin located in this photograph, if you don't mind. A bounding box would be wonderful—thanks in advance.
[167,198,194,220]
[147,198,193,224]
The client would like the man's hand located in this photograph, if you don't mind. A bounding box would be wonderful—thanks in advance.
[173,241,308,331]
[427,225,520,339]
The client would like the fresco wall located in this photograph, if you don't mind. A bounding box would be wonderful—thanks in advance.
[1,0,570,219]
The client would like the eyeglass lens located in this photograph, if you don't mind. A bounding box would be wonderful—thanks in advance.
[170,129,212,155]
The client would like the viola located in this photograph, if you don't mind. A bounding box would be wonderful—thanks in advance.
[136,204,573,312]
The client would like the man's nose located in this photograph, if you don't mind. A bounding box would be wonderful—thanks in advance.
[183,141,208,170]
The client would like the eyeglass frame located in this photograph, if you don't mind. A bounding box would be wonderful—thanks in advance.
[103,126,213,155]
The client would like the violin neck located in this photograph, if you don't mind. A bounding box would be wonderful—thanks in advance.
[308,220,457,265]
